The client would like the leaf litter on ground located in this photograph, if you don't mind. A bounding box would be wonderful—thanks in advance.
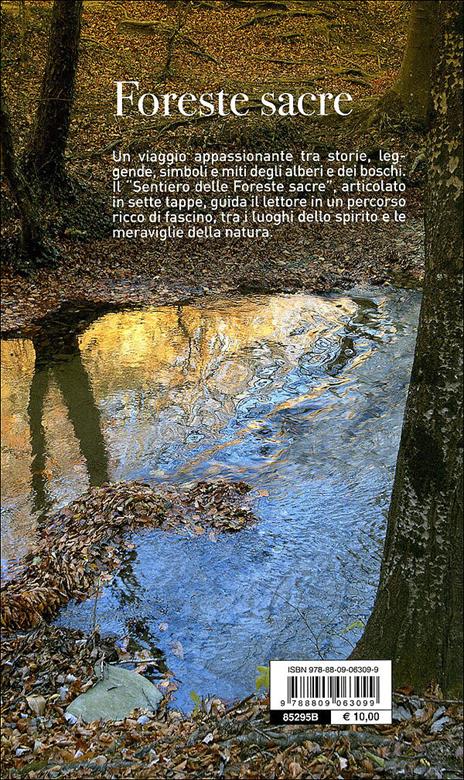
[1,478,462,779]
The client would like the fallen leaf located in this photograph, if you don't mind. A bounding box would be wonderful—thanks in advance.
[25,694,46,716]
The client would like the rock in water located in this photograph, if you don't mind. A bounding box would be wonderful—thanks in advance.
[66,664,163,723]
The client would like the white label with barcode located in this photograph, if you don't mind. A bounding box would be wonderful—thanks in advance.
[270,660,392,725]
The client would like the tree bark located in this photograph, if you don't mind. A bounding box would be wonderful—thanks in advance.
[0,82,44,259]
[382,1,439,126]
[351,2,463,698]
[27,0,83,185]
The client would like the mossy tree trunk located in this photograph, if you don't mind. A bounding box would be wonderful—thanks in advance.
[26,0,83,187]
[0,82,44,261]
[351,2,463,698]
[382,1,439,126]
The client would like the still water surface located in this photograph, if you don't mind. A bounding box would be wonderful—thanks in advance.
[1,289,420,709]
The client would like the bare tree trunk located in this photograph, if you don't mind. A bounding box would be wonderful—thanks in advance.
[379,1,439,126]
[394,1,439,123]
[26,0,83,186]
[0,82,44,260]
[351,1,463,698]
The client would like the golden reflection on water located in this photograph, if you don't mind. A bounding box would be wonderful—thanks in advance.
[1,295,356,563]
[1,339,35,519]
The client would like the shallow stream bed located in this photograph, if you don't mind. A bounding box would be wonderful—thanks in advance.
[1,288,421,710]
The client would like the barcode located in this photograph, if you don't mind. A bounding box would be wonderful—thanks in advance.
[286,674,380,703]
[270,661,391,724]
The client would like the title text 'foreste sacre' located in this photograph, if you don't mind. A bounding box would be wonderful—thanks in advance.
[115,82,353,118]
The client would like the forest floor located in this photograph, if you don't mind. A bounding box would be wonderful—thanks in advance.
[1,3,451,780]
[1,0,425,335]
[2,621,463,779]
[2,486,462,779]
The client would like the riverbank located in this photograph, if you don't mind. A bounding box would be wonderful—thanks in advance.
[2,619,463,779]
[2,294,462,779]
[1,211,424,336]
[1,5,443,778]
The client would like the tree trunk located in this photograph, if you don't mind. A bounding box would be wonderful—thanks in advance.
[0,83,44,259]
[381,1,439,126]
[351,2,463,698]
[27,0,83,185]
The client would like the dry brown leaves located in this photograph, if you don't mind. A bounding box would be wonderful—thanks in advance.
[1,479,256,631]
[1,0,406,160]
[1,647,462,780]
[1,0,425,338]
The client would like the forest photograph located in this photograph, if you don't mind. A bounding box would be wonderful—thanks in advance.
[0,1,462,778]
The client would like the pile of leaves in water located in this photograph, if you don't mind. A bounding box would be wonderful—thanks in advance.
[0,479,255,632]
[1,621,463,779]
[1,483,462,779]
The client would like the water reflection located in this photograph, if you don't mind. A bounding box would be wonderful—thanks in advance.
[1,294,356,563]
[1,289,422,709]
[29,327,110,514]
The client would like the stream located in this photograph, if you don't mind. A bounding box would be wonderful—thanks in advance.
[1,288,421,710]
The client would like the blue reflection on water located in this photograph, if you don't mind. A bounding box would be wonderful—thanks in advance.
[57,288,421,710]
